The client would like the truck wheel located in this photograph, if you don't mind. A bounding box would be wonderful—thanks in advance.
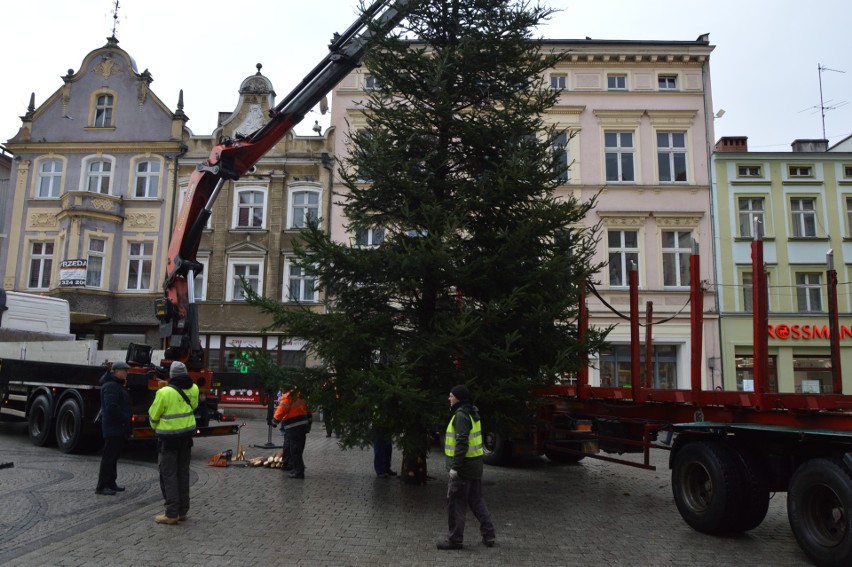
[55,399,85,453]
[731,447,771,532]
[671,440,743,534]
[483,431,512,466]
[788,458,852,567]
[28,395,55,447]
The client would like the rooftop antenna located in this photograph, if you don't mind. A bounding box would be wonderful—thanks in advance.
[817,63,846,139]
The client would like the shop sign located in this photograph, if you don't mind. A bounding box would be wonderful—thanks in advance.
[59,259,87,287]
[768,324,852,340]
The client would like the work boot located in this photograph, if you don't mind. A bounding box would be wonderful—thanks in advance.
[482,537,496,548]
[289,471,305,479]
[154,514,178,525]
[178,515,189,521]
[436,540,463,550]
[95,487,116,496]
[110,485,126,492]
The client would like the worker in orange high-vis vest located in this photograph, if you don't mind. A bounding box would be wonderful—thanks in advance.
[271,389,312,479]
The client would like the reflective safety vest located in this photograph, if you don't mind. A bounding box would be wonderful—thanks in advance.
[149,384,199,437]
[444,413,484,458]
[274,391,311,430]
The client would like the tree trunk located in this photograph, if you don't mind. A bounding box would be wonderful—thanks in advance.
[400,449,429,484]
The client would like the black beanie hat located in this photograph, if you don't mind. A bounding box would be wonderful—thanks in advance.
[451,384,470,402]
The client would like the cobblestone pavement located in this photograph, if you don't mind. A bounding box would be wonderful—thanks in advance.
[0,416,811,566]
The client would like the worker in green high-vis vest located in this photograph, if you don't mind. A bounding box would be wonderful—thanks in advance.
[437,384,496,550]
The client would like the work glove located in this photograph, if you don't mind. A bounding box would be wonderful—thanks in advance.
[269,420,280,428]
[448,469,460,481]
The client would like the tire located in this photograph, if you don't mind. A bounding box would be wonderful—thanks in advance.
[28,395,55,447]
[731,447,771,532]
[482,430,512,466]
[787,458,852,567]
[55,398,85,453]
[671,440,744,534]
[544,444,585,464]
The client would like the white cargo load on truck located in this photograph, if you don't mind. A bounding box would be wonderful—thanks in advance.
[0,290,98,364]
[0,290,73,340]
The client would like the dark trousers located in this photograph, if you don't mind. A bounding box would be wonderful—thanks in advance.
[158,438,192,518]
[286,430,306,474]
[281,434,292,470]
[447,477,496,544]
[372,429,393,475]
[97,436,124,489]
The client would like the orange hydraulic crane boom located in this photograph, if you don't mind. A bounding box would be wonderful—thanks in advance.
[154,0,417,369]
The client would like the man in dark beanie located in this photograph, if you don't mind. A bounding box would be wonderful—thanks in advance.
[95,361,132,495]
[437,384,496,550]
[149,360,198,524]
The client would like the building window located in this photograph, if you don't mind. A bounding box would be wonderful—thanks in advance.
[742,272,753,312]
[37,159,63,198]
[738,197,765,238]
[599,344,677,389]
[85,159,112,194]
[847,197,852,237]
[134,159,161,198]
[845,165,852,178]
[796,272,823,312]
[657,131,687,182]
[735,355,778,393]
[791,197,817,237]
[658,75,678,90]
[794,357,832,394]
[284,259,318,303]
[86,238,106,287]
[126,242,153,290]
[738,165,762,177]
[789,165,812,177]
[604,132,634,182]
[226,260,263,302]
[28,241,54,289]
[608,229,639,286]
[550,74,567,90]
[179,184,212,230]
[234,188,266,229]
[552,130,569,183]
[355,227,385,247]
[662,230,691,287]
[93,93,114,127]
[289,189,321,229]
[607,74,627,90]
[365,74,381,91]
[193,256,209,300]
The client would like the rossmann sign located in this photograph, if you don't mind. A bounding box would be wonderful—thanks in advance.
[768,324,852,340]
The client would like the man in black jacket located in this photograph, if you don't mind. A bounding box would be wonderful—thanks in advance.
[437,384,496,550]
[95,361,132,495]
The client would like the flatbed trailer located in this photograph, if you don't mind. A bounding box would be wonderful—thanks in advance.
[499,239,852,567]
[0,356,239,453]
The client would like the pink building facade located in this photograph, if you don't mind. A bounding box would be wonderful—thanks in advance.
[330,36,720,389]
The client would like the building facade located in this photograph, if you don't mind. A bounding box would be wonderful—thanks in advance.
[329,36,720,389]
[712,136,852,393]
[0,39,331,377]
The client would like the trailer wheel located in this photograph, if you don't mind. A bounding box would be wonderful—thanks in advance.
[671,440,743,534]
[55,398,86,453]
[483,431,512,466]
[28,395,55,447]
[544,445,585,464]
[730,447,771,532]
[788,458,852,567]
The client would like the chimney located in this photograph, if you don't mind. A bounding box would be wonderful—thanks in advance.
[791,139,828,153]
[715,136,748,153]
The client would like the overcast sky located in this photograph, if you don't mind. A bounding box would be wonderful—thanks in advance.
[2,0,850,150]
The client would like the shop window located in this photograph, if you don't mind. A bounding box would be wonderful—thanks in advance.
[735,356,778,393]
[794,356,833,394]
[598,344,678,389]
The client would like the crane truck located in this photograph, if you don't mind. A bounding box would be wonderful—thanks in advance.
[1,0,419,454]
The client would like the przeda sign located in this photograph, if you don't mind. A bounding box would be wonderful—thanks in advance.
[768,324,852,340]
[59,259,87,287]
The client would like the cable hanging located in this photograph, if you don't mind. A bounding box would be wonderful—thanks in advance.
[586,280,692,326]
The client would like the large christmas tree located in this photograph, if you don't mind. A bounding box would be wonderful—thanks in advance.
[248,0,608,483]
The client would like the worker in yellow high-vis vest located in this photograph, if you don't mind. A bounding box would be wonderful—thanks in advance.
[437,384,496,550]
